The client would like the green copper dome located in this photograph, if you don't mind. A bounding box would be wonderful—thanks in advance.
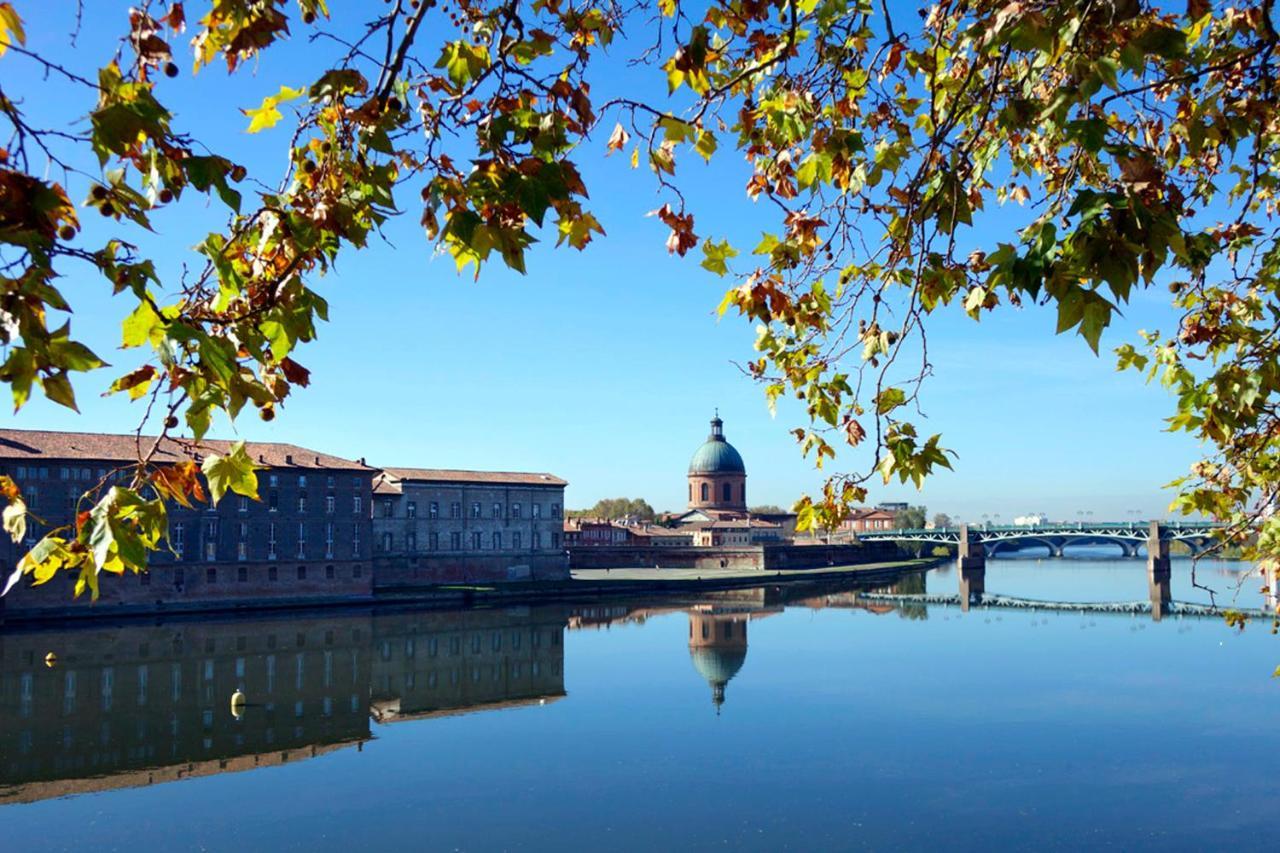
[688,414,746,475]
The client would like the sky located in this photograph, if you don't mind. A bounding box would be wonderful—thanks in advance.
[1,4,1205,522]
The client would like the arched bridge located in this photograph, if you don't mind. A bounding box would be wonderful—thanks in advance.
[857,521,1221,558]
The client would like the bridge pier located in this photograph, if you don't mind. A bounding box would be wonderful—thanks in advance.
[1147,521,1171,620]
[957,524,986,612]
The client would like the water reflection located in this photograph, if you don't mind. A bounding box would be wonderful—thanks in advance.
[0,558,1269,838]
[0,606,567,805]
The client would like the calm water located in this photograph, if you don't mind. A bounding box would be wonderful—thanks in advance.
[1,556,1277,851]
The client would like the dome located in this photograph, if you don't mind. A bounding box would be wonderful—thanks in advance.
[688,440,746,475]
[687,414,746,474]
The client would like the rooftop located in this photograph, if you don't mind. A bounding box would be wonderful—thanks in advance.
[0,428,372,471]
[378,467,567,487]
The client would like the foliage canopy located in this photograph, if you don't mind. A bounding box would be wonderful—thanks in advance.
[1,0,1278,597]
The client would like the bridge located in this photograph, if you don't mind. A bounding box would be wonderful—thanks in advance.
[859,521,1225,614]
[857,520,1221,558]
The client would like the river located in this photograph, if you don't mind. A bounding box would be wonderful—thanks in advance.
[0,555,1276,850]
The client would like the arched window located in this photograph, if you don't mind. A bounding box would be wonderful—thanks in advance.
[722,482,731,502]
[688,483,692,501]
[700,483,709,501]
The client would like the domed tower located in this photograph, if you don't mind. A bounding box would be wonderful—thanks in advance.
[687,412,747,513]
[688,612,748,712]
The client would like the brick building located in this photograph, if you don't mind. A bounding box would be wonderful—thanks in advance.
[840,508,899,533]
[562,517,629,546]
[371,467,568,585]
[0,429,376,616]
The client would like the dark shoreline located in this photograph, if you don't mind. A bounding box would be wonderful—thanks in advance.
[0,557,941,629]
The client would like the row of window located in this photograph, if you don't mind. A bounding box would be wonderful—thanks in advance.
[691,482,741,502]
[7,490,365,518]
[162,563,363,586]
[385,499,561,520]
[169,521,361,561]
[378,530,561,552]
[265,474,362,489]
[266,491,363,515]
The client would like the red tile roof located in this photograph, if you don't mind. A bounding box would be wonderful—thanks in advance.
[0,428,373,472]
[379,467,567,487]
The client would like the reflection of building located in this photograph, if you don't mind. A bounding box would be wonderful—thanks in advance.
[688,611,748,712]
[371,468,568,584]
[0,605,569,805]
[368,608,566,722]
[0,613,373,805]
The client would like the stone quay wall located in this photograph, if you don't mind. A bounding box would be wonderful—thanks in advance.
[372,552,571,588]
[0,560,374,619]
[568,541,906,571]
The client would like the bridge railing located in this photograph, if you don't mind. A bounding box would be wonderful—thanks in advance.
[856,520,1222,538]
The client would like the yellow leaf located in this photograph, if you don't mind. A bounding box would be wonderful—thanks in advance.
[242,85,304,133]
[0,3,25,58]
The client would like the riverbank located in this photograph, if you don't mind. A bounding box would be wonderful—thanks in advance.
[0,558,939,624]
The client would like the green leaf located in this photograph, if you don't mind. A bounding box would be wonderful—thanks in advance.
[41,372,78,411]
[436,41,490,88]
[201,441,261,505]
[875,387,907,415]
[700,238,739,276]
[122,298,163,348]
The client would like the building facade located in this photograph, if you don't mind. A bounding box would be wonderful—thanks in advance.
[562,518,630,546]
[0,429,376,616]
[839,508,898,533]
[371,468,568,584]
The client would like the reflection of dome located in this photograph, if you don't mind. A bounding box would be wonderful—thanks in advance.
[688,415,746,474]
[690,645,747,687]
[688,611,748,712]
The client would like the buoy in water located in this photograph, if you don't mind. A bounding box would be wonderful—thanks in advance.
[230,689,246,720]
[44,652,57,668]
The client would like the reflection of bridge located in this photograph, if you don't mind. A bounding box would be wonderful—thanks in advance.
[858,521,1221,558]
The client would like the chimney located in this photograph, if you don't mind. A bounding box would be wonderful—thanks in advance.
[359,457,366,466]
[314,455,320,465]
[285,453,293,465]
[259,454,266,463]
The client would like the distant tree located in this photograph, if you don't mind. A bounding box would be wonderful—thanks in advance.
[932,513,954,529]
[749,504,788,515]
[893,505,927,530]
[568,497,656,522]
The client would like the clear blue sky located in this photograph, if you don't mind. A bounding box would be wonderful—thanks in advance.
[3,4,1202,521]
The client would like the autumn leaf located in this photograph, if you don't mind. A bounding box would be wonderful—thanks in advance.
[649,204,697,256]
[606,123,630,154]
[242,85,304,133]
[0,3,24,57]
